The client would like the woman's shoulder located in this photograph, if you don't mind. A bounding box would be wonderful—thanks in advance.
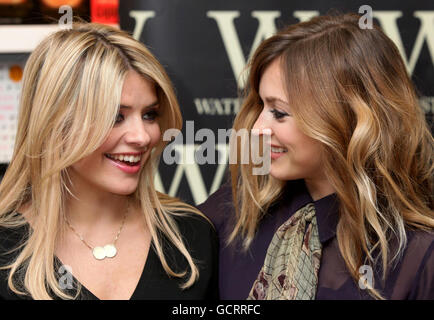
[0,208,33,255]
[197,183,234,230]
[405,229,434,264]
[0,219,30,299]
[157,191,216,237]
[163,212,218,278]
[0,221,29,257]
[171,211,217,243]
[394,228,434,299]
[199,183,233,207]
[406,228,434,257]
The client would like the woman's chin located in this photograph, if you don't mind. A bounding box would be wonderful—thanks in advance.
[269,166,299,182]
[108,184,139,196]
[269,165,289,181]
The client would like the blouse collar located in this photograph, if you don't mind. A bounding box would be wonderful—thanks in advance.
[282,180,339,244]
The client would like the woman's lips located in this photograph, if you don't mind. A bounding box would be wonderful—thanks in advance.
[105,155,141,174]
[270,145,288,160]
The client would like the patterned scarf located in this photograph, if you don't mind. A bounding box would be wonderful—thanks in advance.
[248,203,322,300]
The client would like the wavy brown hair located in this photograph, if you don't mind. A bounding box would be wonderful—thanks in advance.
[230,13,434,298]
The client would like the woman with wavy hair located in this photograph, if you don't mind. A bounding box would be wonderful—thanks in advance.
[0,23,217,300]
[199,13,433,299]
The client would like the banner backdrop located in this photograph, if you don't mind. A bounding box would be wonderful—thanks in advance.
[119,0,434,206]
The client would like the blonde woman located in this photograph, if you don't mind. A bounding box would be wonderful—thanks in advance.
[199,13,433,300]
[0,23,218,300]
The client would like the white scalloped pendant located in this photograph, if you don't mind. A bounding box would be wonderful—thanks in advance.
[93,246,106,260]
[92,244,117,260]
[104,244,117,258]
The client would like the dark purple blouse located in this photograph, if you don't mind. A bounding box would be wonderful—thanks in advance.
[198,179,434,300]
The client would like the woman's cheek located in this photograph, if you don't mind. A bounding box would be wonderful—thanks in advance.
[151,123,162,147]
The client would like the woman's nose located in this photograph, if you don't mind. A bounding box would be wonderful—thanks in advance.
[124,119,152,148]
[252,112,272,136]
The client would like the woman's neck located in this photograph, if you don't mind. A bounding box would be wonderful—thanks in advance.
[65,193,130,226]
[64,170,133,231]
[304,176,335,201]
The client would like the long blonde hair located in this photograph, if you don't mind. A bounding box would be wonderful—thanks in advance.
[0,22,204,299]
[230,13,434,298]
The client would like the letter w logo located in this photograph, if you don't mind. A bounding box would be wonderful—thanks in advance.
[374,11,434,75]
[207,11,319,89]
[207,11,280,89]
[154,144,229,205]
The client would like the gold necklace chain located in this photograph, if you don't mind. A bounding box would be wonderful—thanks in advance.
[64,202,129,260]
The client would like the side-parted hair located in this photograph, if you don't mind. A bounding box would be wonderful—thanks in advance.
[230,13,434,299]
[0,22,204,299]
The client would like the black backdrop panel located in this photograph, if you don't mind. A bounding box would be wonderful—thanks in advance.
[119,1,434,206]
[3,1,432,207]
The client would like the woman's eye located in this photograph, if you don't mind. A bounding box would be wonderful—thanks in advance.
[270,109,289,119]
[114,110,159,124]
[115,113,124,123]
[143,110,159,121]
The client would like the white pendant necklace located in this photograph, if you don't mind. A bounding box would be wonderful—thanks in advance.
[65,202,129,260]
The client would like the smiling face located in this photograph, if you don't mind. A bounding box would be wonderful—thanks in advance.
[68,70,161,196]
[252,58,325,182]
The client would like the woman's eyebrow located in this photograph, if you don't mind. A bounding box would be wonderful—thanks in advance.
[264,97,289,107]
[119,101,159,110]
